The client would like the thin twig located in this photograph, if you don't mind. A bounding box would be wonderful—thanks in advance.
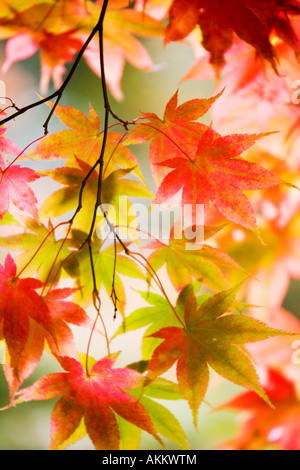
[111,236,119,319]
[0,6,104,134]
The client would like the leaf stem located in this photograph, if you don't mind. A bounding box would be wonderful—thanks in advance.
[16,221,70,278]
[129,250,185,327]
[138,122,193,161]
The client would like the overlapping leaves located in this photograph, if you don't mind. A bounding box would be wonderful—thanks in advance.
[15,356,161,450]
[0,254,90,397]
[165,0,300,74]
[146,224,243,292]
[146,283,290,426]
[129,91,283,231]
[0,0,165,98]
[0,4,297,450]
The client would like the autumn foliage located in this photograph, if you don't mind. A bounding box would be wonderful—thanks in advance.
[0,0,300,450]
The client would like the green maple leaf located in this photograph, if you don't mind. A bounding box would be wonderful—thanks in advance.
[114,282,204,359]
[0,216,79,284]
[146,283,293,427]
[147,224,243,292]
[39,156,153,231]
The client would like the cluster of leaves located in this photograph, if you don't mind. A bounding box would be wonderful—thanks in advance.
[0,0,300,450]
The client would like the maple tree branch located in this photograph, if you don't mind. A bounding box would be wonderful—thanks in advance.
[110,237,119,319]
[0,97,21,114]
[88,242,99,301]
[69,159,101,224]
[96,2,136,131]
[99,205,130,254]
[82,0,130,311]
[3,0,178,352]
[0,4,104,134]
[84,0,110,246]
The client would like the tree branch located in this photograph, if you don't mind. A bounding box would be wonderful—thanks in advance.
[0,5,104,134]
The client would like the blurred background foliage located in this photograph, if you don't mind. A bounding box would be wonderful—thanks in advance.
[0,30,299,450]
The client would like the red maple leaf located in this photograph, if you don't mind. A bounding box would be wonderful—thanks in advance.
[0,254,53,377]
[219,368,300,450]
[17,355,162,450]
[43,287,92,358]
[165,0,300,74]
[153,126,282,230]
[0,154,39,220]
[0,126,22,156]
[127,89,221,183]
[0,255,91,396]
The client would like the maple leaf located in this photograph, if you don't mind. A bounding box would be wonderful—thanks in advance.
[146,283,291,426]
[0,154,39,221]
[1,320,45,400]
[147,223,243,292]
[0,253,53,378]
[153,125,282,230]
[127,89,222,183]
[135,0,172,20]
[0,0,164,98]
[219,368,300,450]
[212,180,300,312]
[110,373,189,450]
[0,1,90,93]
[0,254,91,395]
[183,38,300,151]
[129,389,189,449]
[114,288,182,360]
[42,287,92,358]
[165,0,300,75]
[0,216,79,284]
[39,156,152,231]
[0,126,22,156]
[16,355,162,450]
[27,103,103,166]
[2,30,83,94]
[82,0,165,99]
[29,102,146,182]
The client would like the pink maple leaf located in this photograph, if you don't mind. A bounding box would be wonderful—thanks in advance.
[0,154,40,220]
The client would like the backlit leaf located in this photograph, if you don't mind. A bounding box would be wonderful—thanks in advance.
[16,355,162,450]
[147,283,291,426]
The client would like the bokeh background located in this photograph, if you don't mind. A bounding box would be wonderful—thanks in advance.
[0,29,299,450]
